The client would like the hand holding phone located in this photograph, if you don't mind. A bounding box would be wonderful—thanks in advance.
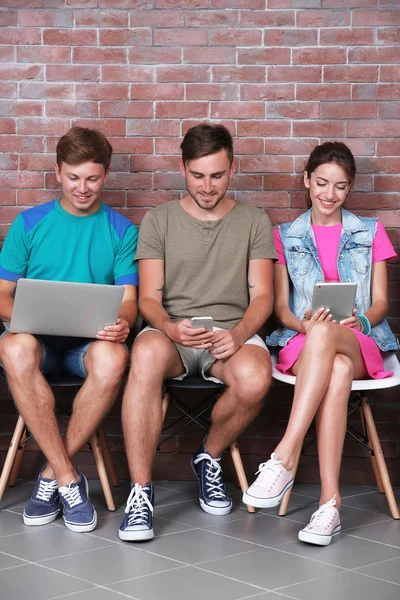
[191,316,214,332]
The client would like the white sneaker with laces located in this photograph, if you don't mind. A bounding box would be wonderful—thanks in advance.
[298,496,341,546]
[242,453,294,508]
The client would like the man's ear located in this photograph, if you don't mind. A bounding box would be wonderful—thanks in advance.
[55,163,61,183]
[179,158,186,178]
[103,166,111,184]
[230,157,237,179]
[303,170,310,189]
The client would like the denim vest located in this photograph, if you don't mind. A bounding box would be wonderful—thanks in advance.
[267,208,399,352]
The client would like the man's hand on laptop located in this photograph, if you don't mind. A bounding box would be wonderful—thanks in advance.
[96,318,130,343]
[165,319,213,349]
[209,329,243,360]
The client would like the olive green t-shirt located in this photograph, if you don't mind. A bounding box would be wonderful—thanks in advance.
[136,199,277,329]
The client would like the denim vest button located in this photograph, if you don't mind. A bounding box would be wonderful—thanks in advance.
[300,253,305,258]
[339,254,344,259]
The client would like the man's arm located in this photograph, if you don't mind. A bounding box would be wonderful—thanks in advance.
[210,258,274,360]
[0,279,17,322]
[96,284,138,343]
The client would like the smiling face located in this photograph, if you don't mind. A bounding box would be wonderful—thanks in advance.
[55,160,109,217]
[180,149,236,212]
[304,162,351,224]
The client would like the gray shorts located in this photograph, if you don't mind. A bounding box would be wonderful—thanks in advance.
[137,326,268,384]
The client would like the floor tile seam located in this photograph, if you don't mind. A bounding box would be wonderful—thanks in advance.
[340,490,378,499]
[351,569,400,587]
[193,563,270,592]
[195,526,275,550]
[274,570,344,592]
[270,545,351,572]
[107,563,188,586]
[97,511,125,521]
[341,517,396,535]
[350,553,400,572]
[340,500,394,515]
[193,547,262,567]
[155,525,199,537]
[32,560,109,587]
[342,530,400,550]
[47,584,138,600]
[143,548,191,566]
[85,530,144,548]
[37,541,119,564]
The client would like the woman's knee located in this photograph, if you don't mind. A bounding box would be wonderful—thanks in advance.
[305,321,333,350]
[0,333,41,374]
[332,354,353,382]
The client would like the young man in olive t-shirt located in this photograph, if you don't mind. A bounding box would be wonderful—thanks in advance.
[120,123,277,541]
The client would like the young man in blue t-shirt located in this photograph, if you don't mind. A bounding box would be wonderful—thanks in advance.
[0,127,138,533]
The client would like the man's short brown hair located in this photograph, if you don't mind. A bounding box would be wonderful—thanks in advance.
[180,123,233,166]
[56,127,113,172]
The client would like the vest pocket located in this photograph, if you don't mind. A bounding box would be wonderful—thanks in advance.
[287,246,314,277]
[346,242,371,274]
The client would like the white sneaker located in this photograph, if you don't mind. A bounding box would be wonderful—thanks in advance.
[242,453,294,508]
[298,496,341,546]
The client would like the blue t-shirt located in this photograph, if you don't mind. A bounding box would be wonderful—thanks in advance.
[0,199,138,286]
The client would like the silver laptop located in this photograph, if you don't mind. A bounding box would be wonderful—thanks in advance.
[9,279,124,338]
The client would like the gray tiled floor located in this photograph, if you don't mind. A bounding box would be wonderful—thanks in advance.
[1,480,400,599]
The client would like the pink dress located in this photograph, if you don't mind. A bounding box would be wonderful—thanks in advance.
[274,222,397,379]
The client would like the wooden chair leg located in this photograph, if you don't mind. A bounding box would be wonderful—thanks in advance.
[0,415,26,502]
[361,397,400,519]
[279,446,302,517]
[97,426,119,487]
[90,431,116,512]
[359,404,384,493]
[8,426,28,487]
[229,441,256,514]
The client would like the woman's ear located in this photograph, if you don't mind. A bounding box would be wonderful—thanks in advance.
[303,170,310,189]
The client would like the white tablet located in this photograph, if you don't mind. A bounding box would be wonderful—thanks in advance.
[311,282,357,323]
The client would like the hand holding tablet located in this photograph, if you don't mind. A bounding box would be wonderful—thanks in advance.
[311,282,357,323]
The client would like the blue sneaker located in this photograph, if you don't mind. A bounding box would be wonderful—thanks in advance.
[119,483,154,541]
[58,470,97,533]
[23,469,60,526]
[191,444,232,516]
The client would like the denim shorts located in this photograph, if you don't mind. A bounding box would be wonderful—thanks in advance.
[0,332,94,379]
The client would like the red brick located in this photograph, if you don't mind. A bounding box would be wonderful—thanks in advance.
[98,191,126,207]
[0,135,44,153]
[321,102,377,119]
[238,48,291,65]
[156,65,210,82]
[293,48,346,65]
[129,47,181,64]
[236,191,289,208]
[108,172,152,190]
[99,0,154,6]
[325,66,378,83]
[353,9,400,27]
[127,190,177,207]
[100,101,153,118]
[323,0,376,6]
[186,10,238,27]
[155,28,207,46]
[377,140,400,156]
[377,27,400,44]
[72,47,127,64]
[237,120,291,137]
[0,100,43,117]
[210,0,263,6]
[130,9,183,26]
[186,84,238,101]
[127,119,180,137]
[19,9,73,27]
[349,47,400,64]
[297,9,350,27]
[17,46,71,64]
[226,174,263,190]
[233,138,264,155]
[353,157,400,175]
[269,66,322,83]
[264,28,318,46]
[0,28,41,45]
[336,138,376,156]
[156,101,208,118]
[66,0,98,5]
[378,103,400,120]
[268,0,320,6]
[296,83,351,101]
[17,118,69,136]
[267,102,320,120]
[240,9,294,27]
[353,175,373,193]
[0,190,16,206]
[0,65,43,81]
[74,10,129,27]
[19,153,54,171]
[347,120,400,138]
[131,83,184,100]
[70,119,126,136]
[241,84,295,101]
[99,29,152,46]
[130,155,180,172]
[0,83,17,99]
[15,190,53,205]
[213,66,266,83]
[154,138,181,154]
[377,211,400,228]
[211,101,265,119]
[0,154,17,170]
[0,0,42,5]
[110,155,131,172]
[381,67,400,82]
[0,9,17,26]
[293,121,345,137]
[183,47,236,64]
[46,100,98,118]
[0,119,15,134]
[347,194,400,211]
[43,29,97,46]
[156,0,208,5]
[102,66,153,83]
[109,137,153,154]
[290,191,308,208]
[268,209,305,225]
[0,172,43,189]
[20,82,74,99]
[241,156,293,174]
[46,65,99,82]
[265,138,318,155]
[320,27,375,46]
[209,29,262,46]
[0,47,15,62]
[76,84,129,100]
[353,83,400,100]
[375,176,400,192]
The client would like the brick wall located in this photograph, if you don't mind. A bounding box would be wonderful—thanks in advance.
[0,1,399,485]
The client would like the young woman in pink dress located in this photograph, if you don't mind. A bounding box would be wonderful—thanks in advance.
[243,142,398,546]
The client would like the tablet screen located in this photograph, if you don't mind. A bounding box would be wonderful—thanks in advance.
[311,283,357,322]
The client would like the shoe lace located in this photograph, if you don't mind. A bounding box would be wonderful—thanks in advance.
[194,453,227,500]
[254,453,284,491]
[308,496,337,527]
[125,483,153,527]
[36,479,58,502]
[60,482,83,508]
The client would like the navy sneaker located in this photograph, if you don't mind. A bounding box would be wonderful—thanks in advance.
[58,470,97,533]
[119,483,154,541]
[191,444,232,516]
[23,469,60,526]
